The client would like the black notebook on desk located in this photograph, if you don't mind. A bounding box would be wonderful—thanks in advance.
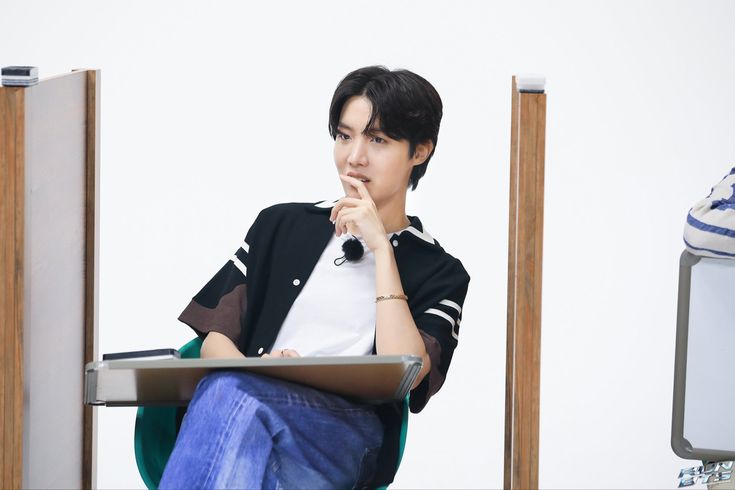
[102,348,180,361]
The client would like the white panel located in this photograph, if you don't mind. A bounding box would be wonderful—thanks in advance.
[683,257,735,450]
[22,71,87,489]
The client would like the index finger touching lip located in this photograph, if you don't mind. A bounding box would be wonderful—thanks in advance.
[340,174,371,200]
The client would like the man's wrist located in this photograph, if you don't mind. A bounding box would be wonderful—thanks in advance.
[373,238,393,257]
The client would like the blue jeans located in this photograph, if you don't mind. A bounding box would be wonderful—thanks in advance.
[158,370,383,489]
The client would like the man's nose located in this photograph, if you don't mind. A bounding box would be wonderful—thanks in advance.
[347,137,368,166]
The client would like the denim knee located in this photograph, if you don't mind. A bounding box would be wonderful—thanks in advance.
[199,369,240,388]
[189,370,245,407]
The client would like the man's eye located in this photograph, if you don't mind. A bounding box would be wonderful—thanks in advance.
[337,133,350,141]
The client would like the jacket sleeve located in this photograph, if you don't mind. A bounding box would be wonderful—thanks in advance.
[409,259,471,413]
[177,211,264,345]
[684,167,735,258]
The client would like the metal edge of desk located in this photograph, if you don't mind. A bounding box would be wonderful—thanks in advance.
[84,355,423,406]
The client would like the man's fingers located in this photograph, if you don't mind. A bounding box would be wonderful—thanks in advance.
[339,174,372,201]
[330,197,363,222]
[337,197,364,206]
[263,348,300,358]
[335,208,360,236]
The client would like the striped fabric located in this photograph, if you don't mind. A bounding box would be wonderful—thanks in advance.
[425,299,462,340]
[231,243,249,276]
[684,167,735,258]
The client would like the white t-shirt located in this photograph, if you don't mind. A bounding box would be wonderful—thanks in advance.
[270,229,402,356]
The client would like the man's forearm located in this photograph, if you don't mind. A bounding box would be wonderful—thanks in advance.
[200,331,246,359]
[373,242,430,388]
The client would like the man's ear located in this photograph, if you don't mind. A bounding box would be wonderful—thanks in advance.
[411,140,434,167]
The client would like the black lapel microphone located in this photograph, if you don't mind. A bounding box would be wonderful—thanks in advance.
[334,235,365,266]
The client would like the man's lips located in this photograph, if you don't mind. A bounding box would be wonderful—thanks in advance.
[346,171,370,182]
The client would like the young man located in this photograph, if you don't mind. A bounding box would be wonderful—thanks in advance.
[159,66,471,489]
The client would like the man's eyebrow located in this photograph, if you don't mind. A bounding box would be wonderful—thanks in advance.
[337,122,385,134]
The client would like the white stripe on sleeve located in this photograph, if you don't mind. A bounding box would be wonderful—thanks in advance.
[425,308,459,340]
[232,255,247,276]
[439,299,462,315]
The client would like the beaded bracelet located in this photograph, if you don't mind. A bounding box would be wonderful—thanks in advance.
[375,294,408,303]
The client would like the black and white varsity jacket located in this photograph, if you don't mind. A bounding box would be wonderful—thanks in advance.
[178,200,471,487]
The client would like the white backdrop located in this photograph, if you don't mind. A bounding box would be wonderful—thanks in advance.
[4,1,735,488]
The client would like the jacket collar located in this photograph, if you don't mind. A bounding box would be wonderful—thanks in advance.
[309,199,437,246]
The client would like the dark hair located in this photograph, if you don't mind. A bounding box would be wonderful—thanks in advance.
[328,66,443,191]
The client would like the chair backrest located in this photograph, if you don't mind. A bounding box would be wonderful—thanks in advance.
[134,338,409,489]
[672,251,735,461]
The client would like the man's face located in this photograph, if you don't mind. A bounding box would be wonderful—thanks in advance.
[333,95,417,207]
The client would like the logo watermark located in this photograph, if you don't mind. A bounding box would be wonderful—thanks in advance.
[678,461,733,487]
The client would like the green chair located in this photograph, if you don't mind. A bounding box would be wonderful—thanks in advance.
[134,337,203,489]
[134,338,409,489]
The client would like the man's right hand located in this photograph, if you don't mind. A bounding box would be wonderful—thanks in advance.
[261,348,301,358]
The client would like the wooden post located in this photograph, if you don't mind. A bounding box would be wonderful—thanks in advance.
[0,69,100,489]
[0,83,25,490]
[82,69,101,490]
[504,75,546,490]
